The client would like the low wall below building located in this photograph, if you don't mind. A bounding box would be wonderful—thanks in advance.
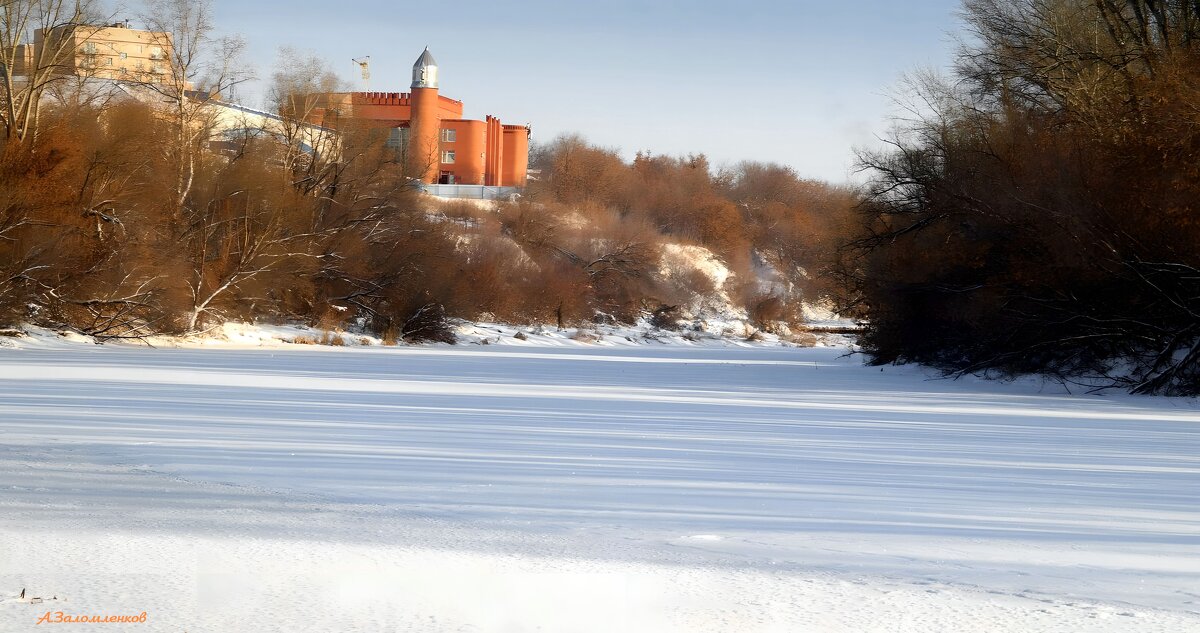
[419,184,522,200]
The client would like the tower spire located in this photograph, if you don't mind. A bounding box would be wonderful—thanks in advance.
[412,47,439,89]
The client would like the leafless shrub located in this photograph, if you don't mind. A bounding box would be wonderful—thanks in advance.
[400,302,455,344]
[791,332,819,347]
[650,304,686,331]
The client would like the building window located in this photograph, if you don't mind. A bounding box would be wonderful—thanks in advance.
[81,42,97,54]
[150,46,164,60]
[119,52,128,60]
[386,127,409,150]
[440,129,456,143]
[441,150,456,164]
[105,57,113,66]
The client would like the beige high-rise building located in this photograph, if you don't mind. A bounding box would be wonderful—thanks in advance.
[17,22,174,83]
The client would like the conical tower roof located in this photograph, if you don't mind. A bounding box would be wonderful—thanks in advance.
[414,47,437,68]
[412,47,439,89]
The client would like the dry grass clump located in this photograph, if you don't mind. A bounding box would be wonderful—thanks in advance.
[570,329,600,343]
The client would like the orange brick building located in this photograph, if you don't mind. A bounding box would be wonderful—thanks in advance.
[312,49,529,187]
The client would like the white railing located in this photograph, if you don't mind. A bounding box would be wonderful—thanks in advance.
[418,184,522,200]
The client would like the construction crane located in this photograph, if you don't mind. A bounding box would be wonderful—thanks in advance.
[353,56,371,91]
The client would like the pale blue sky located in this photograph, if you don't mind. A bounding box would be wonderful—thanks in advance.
[197,0,963,183]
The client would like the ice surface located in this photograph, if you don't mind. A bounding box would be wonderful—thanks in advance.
[1,343,1197,631]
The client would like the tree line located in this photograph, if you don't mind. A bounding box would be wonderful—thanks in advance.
[9,0,1192,396]
[0,0,854,343]
[847,0,1200,395]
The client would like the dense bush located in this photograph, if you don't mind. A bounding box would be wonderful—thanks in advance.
[851,0,1200,395]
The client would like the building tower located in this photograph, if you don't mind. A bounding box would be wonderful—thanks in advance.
[409,48,441,183]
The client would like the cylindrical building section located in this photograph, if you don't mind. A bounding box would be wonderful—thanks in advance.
[409,87,441,183]
[502,125,530,187]
[409,49,442,183]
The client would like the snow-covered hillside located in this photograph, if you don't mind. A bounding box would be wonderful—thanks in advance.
[1,343,1197,632]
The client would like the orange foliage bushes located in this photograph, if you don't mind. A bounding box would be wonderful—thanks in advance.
[0,92,858,339]
[526,138,859,324]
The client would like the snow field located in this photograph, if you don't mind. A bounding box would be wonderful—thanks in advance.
[1,342,1198,631]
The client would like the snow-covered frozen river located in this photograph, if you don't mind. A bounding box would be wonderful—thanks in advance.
[1,343,1198,631]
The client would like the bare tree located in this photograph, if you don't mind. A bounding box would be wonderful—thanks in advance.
[0,0,107,142]
[268,46,344,194]
[179,135,325,331]
[137,0,250,218]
